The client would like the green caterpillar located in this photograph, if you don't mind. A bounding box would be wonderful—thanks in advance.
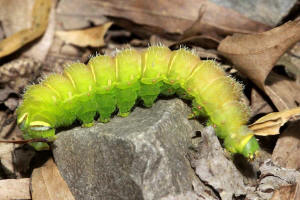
[16,46,259,158]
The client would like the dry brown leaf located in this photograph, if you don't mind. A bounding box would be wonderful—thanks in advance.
[250,88,274,117]
[272,120,300,170]
[4,97,18,111]
[180,2,269,45]
[57,0,269,40]
[0,143,15,175]
[0,58,42,92]
[0,0,52,58]
[0,178,30,200]
[42,37,92,76]
[264,72,300,111]
[218,20,300,89]
[0,0,34,36]
[0,86,14,102]
[0,110,18,140]
[31,158,75,200]
[56,22,112,47]
[218,19,300,110]
[0,111,6,131]
[270,184,300,200]
[249,107,300,136]
[23,0,57,61]
[13,146,36,176]
[277,47,300,85]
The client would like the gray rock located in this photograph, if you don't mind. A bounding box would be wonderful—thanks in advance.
[53,99,217,200]
[256,159,300,199]
[191,126,248,200]
[210,0,297,26]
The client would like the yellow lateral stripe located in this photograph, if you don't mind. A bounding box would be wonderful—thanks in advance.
[30,121,51,127]
[185,62,204,82]
[167,52,177,76]
[200,76,227,95]
[17,113,28,124]
[89,62,96,82]
[44,83,61,98]
[65,71,76,88]
[239,134,254,150]
[142,52,148,76]
[115,56,119,81]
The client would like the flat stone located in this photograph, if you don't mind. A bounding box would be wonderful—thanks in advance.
[256,159,300,199]
[210,0,297,26]
[190,126,248,200]
[53,99,217,200]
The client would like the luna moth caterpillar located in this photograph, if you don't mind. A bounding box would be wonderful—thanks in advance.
[16,46,259,158]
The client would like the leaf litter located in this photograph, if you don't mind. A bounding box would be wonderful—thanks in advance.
[31,158,75,200]
[218,19,300,110]
[0,0,300,199]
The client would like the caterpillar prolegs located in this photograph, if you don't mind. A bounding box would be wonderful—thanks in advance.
[16,46,259,158]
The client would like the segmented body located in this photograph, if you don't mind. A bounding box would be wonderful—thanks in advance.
[17,46,259,158]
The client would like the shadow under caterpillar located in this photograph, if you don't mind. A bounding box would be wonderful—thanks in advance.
[16,46,259,158]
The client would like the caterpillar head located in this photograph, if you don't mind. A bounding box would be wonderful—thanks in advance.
[224,127,260,159]
[241,135,260,160]
[17,113,55,150]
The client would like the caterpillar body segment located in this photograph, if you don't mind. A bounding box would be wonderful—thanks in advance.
[16,46,259,158]
[88,55,116,122]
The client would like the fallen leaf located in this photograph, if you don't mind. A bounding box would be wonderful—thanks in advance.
[0,111,6,130]
[174,35,220,49]
[250,88,274,117]
[0,57,42,92]
[288,42,300,84]
[31,158,75,200]
[149,35,173,47]
[0,0,34,36]
[264,72,300,111]
[0,178,30,200]
[0,86,14,102]
[272,120,300,170]
[0,0,52,58]
[56,22,112,47]
[23,0,57,61]
[218,20,300,110]
[0,112,21,141]
[193,47,219,60]
[57,0,269,40]
[4,97,18,111]
[191,126,247,199]
[258,160,300,199]
[180,2,269,45]
[42,37,91,76]
[249,107,300,136]
[218,19,300,90]
[13,146,36,175]
[270,184,300,200]
[277,46,300,85]
[0,143,15,176]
